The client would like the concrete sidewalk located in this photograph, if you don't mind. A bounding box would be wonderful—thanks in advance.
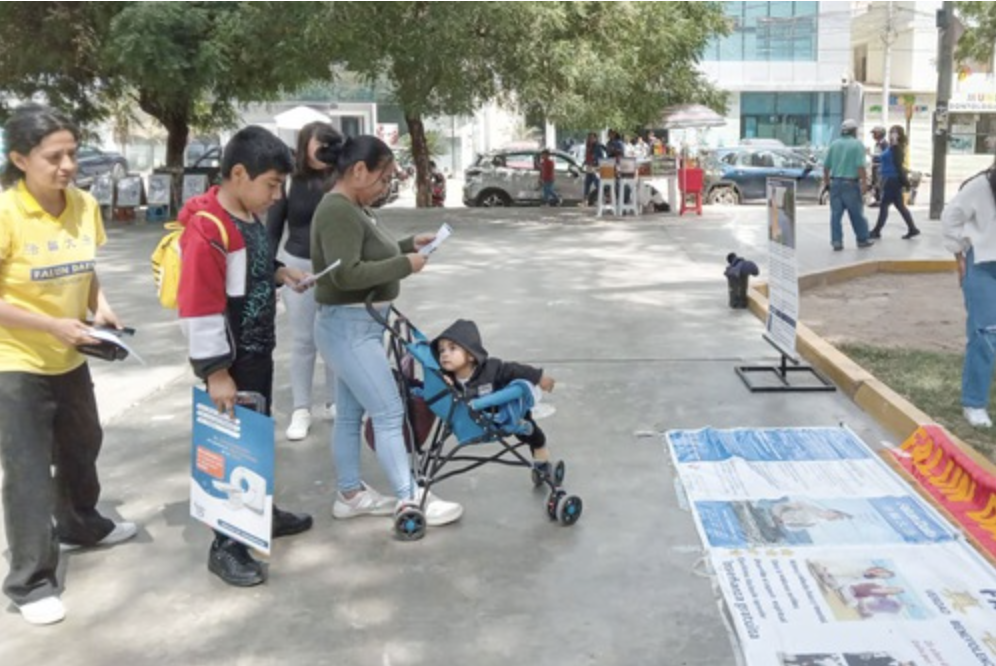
[0,202,949,665]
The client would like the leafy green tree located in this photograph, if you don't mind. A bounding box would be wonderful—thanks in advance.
[1,2,329,167]
[955,2,996,65]
[321,1,726,206]
[0,2,123,126]
[107,1,328,166]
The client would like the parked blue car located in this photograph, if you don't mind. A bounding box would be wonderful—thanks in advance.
[704,147,828,205]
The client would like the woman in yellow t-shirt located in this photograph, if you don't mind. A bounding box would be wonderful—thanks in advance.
[0,104,136,626]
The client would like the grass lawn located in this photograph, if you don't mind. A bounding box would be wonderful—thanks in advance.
[839,343,996,459]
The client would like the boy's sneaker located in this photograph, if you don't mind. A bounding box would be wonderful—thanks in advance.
[963,407,993,429]
[323,402,337,421]
[208,537,265,587]
[60,521,137,552]
[405,489,463,527]
[332,483,396,519]
[286,409,311,441]
[272,506,313,538]
[18,596,66,625]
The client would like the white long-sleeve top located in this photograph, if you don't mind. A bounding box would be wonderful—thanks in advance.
[941,171,996,263]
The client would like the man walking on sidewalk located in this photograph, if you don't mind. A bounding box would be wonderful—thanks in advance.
[823,119,875,251]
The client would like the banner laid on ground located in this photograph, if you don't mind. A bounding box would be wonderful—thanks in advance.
[765,179,799,358]
[667,427,996,666]
[190,387,274,554]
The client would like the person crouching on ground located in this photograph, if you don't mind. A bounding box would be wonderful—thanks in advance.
[177,126,314,587]
[431,320,557,476]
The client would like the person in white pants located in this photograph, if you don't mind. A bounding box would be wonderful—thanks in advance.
[267,121,340,440]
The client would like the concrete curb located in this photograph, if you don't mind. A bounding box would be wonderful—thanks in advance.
[749,259,996,481]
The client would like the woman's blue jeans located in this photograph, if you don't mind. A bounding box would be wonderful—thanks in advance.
[315,305,413,499]
[962,248,996,409]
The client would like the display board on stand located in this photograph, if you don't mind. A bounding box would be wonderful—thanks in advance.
[736,178,834,392]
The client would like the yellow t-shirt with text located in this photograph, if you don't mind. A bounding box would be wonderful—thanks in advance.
[0,181,106,374]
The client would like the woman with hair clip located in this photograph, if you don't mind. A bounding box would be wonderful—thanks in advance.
[0,103,136,625]
[311,133,463,529]
[266,121,340,441]
[870,125,920,240]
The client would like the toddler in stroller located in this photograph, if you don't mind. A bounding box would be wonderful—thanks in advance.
[370,306,583,540]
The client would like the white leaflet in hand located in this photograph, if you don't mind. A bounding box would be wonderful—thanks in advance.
[297,259,341,289]
[418,223,453,256]
[87,328,146,365]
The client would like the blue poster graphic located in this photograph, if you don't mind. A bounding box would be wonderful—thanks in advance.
[189,387,275,553]
[695,496,955,549]
[669,427,874,463]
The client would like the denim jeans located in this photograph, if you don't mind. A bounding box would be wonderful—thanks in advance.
[314,305,413,498]
[962,248,996,408]
[279,252,335,411]
[829,179,870,247]
[541,182,559,205]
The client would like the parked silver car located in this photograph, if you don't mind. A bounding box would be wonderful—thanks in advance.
[463,149,586,207]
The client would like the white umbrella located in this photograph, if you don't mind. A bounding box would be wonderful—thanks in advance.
[273,106,332,131]
[661,104,726,130]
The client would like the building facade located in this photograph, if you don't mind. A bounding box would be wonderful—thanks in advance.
[699,1,851,149]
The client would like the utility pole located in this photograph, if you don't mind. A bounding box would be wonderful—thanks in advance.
[930,1,955,220]
[881,2,897,129]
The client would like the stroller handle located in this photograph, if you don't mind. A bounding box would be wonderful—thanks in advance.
[364,292,391,327]
[469,381,534,412]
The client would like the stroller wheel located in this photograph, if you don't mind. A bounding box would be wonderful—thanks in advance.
[557,495,583,526]
[554,461,566,486]
[546,489,566,520]
[394,506,426,541]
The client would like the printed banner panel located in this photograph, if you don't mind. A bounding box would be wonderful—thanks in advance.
[716,544,996,666]
[190,387,274,554]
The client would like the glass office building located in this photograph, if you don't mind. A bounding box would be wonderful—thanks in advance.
[700,2,849,148]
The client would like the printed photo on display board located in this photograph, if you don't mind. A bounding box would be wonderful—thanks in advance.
[115,176,143,207]
[90,174,114,205]
[182,174,208,203]
[146,174,172,206]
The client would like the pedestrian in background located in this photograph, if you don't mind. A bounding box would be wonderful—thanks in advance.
[538,149,559,206]
[582,132,606,207]
[823,119,875,251]
[941,166,996,429]
[266,121,340,442]
[0,103,137,625]
[870,125,920,241]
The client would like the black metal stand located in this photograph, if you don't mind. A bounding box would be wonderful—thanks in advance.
[736,337,836,393]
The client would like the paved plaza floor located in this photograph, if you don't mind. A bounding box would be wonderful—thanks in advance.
[0,200,952,665]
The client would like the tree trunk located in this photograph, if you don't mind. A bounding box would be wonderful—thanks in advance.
[163,114,190,170]
[406,114,431,208]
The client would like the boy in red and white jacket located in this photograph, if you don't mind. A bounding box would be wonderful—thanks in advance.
[177,126,313,588]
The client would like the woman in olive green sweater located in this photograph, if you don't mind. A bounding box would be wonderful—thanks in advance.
[311,135,463,529]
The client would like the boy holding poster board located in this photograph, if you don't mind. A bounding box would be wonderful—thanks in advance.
[177,127,313,587]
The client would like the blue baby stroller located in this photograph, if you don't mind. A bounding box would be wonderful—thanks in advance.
[366,301,583,541]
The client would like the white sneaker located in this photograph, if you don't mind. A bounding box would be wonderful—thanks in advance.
[286,408,312,441]
[18,596,65,625]
[61,521,137,552]
[401,489,463,527]
[963,407,993,428]
[323,402,337,421]
[332,483,396,519]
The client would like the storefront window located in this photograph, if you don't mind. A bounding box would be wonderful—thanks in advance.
[741,92,843,147]
[949,114,996,156]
